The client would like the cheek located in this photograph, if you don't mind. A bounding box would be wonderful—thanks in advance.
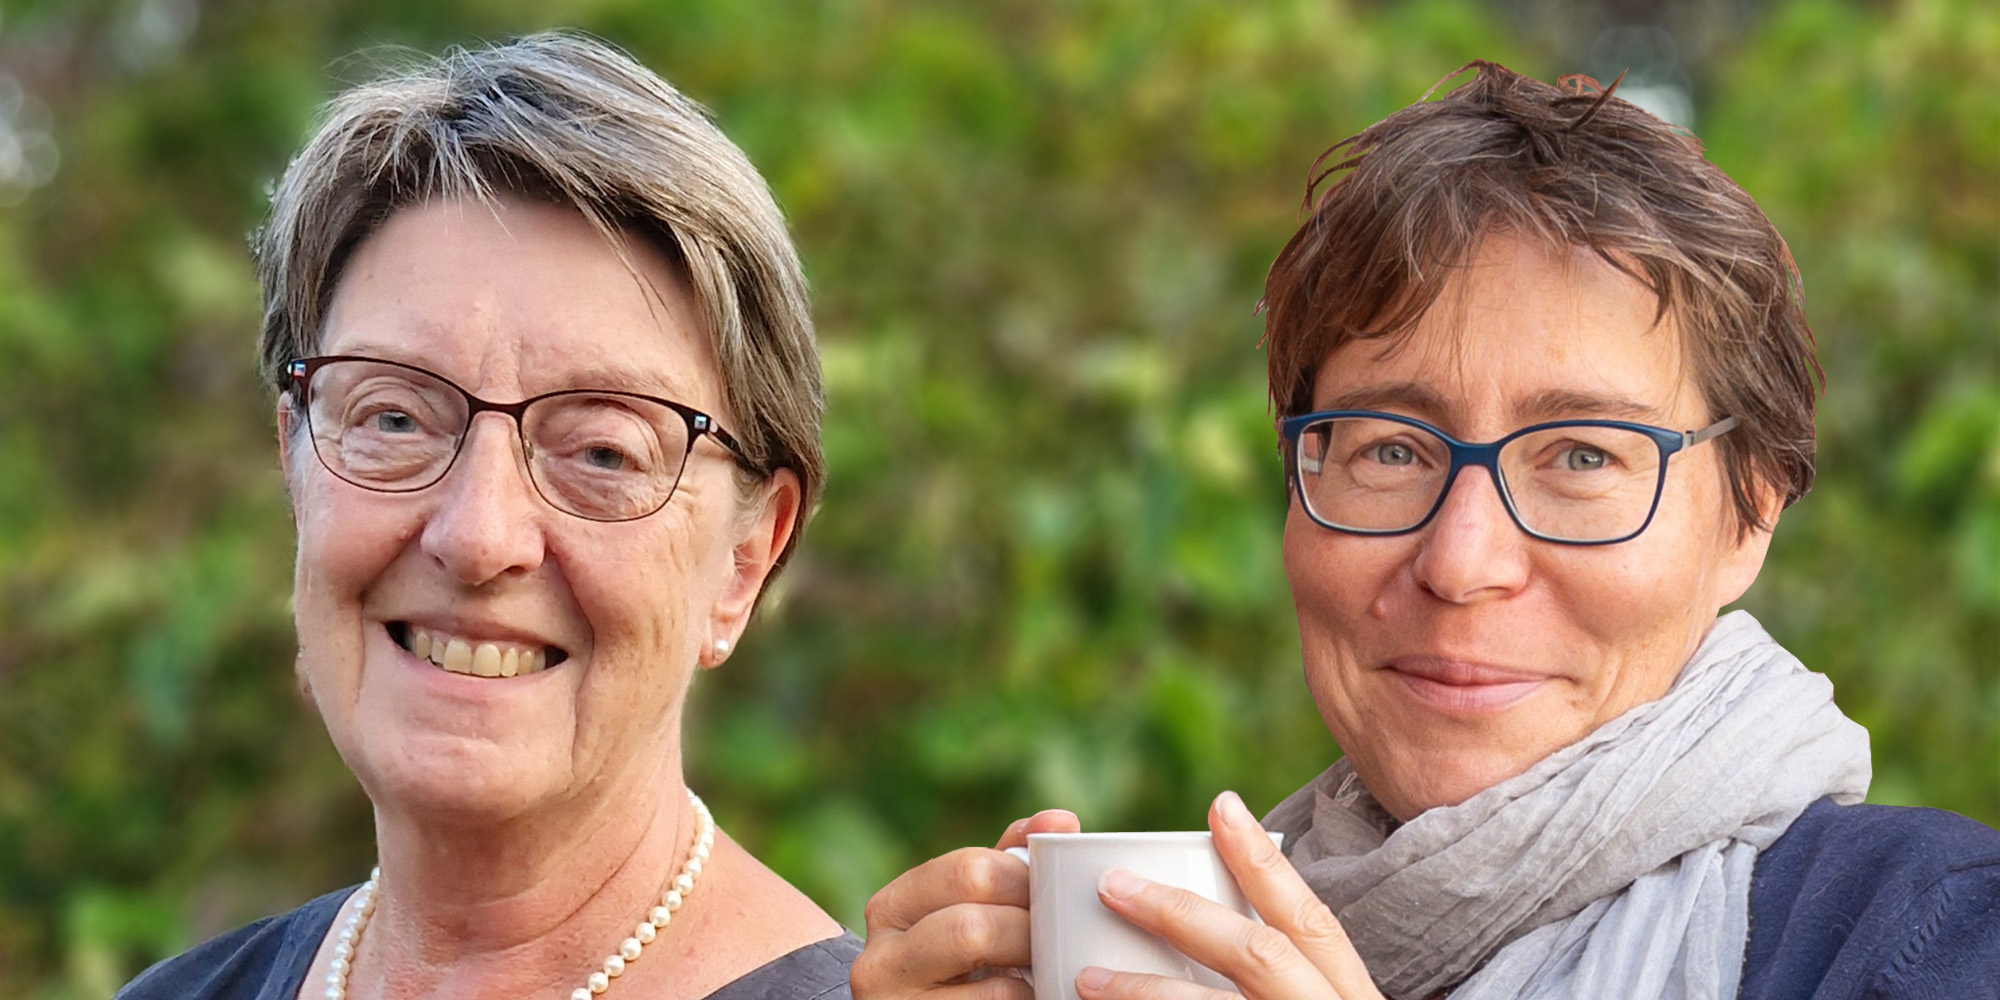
[1539,510,1731,701]
[555,517,721,758]
[561,514,708,663]
[1550,543,1693,623]
[1616,474,1735,609]
[293,482,414,595]
[1283,512,1396,719]
[289,485,419,681]
[1283,507,1408,637]
[580,554,678,652]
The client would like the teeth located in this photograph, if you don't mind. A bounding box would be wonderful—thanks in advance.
[399,625,553,678]
[471,643,501,677]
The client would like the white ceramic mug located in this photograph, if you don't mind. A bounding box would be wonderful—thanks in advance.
[1005,831,1282,1000]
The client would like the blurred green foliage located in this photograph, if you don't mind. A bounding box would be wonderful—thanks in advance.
[2,0,1996,995]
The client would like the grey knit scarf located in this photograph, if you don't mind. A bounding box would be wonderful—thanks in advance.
[1263,611,1872,1000]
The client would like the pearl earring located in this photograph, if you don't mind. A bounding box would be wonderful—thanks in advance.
[714,638,731,655]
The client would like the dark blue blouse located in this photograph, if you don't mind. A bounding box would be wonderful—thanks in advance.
[114,890,860,1000]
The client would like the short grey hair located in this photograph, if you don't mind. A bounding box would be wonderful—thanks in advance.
[255,30,823,573]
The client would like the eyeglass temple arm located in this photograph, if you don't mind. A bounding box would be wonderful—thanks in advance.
[698,418,763,474]
[1684,416,1738,448]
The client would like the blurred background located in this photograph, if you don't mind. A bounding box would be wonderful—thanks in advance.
[1,0,1995,994]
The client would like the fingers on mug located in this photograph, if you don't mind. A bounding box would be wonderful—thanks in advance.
[1005,831,1283,1000]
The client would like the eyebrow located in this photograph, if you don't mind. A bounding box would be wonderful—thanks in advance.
[1317,383,1670,425]
[559,363,696,401]
[321,344,697,403]
[1514,389,1668,424]
[1319,382,1453,417]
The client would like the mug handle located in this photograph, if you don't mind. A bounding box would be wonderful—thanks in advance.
[996,852,1040,984]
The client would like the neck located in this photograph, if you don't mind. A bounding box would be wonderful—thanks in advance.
[352,754,697,997]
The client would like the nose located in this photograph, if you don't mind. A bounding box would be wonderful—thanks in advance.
[418,415,549,586]
[1409,463,1531,603]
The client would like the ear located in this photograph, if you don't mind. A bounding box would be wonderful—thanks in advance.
[702,468,804,668]
[1714,478,1785,609]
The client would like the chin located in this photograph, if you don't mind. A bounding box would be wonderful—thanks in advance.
[1365,740,1549,821]
[349,727,563,823]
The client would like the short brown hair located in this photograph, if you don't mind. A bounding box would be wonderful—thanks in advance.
[256,31,823,572]
[1261,61,1818,532]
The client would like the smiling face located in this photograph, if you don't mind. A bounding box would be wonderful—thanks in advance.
[282,197,792,826]
[1283,233,1776,822]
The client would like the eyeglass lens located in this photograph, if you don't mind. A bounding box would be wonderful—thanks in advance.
[1295,416,1665,543]
[302,359,695,521]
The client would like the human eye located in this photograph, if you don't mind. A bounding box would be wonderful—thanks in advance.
[1364,440,1422,467]
[1327,421,1442,494]
[536,399,665,478]
[1345,429,1438,472]
[1532,430,1643,474]
[579,444,632,471]
[320,377,458,482]
[363,407,422,434]
[343,381,448,437]
[1509,425,1658,502]
[565,438,655,476]
[1554,443,1611,471]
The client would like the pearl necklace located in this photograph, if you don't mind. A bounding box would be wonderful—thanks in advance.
[325,788,716,1000]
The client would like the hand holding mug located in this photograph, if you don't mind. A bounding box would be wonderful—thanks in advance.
[853,808,1083,1000]
[1005,828,1281,1000]
[1075,791,1385,1000]
[851,793,1385,1000]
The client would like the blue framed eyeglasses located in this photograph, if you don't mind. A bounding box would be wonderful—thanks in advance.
[1277,410,1738,545]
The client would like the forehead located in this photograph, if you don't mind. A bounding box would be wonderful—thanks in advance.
[1311,234,1703,429]
[317,197,717,405]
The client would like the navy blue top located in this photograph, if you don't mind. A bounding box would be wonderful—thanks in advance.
[114,887,861,1000]
[1739,797,2000,1000]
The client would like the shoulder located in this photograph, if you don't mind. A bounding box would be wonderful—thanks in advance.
[114,888,353,1000]
[701,931,861,1000]
[1740,798,2000,1000]
[1751,797,2000,926]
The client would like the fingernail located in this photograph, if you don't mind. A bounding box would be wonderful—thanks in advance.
[1077,967,1114,992]
[1098,868,1145,900]
[1217,790,1254,828]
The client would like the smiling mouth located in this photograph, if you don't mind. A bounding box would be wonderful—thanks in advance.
[1385,658,1551,714]
[386,622,569,678]
[1393,672,1547,713]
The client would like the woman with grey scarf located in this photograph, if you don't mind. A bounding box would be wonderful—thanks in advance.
[851,63,2000,1000]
